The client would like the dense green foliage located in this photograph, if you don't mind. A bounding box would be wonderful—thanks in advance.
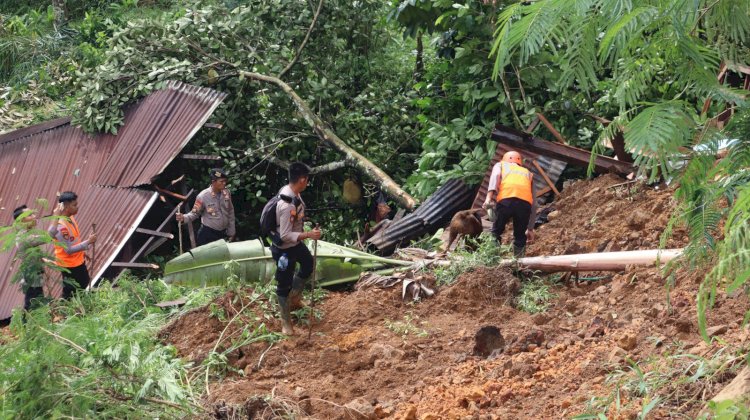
[0,275,286,418]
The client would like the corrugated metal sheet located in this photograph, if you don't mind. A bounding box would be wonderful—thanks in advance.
[470,143,567,212]
[368,179,474,254]
[0,82,226,319]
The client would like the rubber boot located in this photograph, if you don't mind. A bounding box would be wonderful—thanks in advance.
[288,274,307,311]
[277,295,294,335]
[513,245,526,258]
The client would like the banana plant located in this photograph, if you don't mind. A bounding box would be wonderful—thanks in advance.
[163,239,412,288]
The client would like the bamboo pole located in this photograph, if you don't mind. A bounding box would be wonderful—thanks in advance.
[503,248,683,272]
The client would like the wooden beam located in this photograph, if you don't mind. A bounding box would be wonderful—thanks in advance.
[153,185,188,201]
[535,186,552,198]
[536,112,567,144]
[532,160,561,197]
[187,220,197,249]
[203,123,223,129]
[110,262,160,269]
[525,115,540,133]
[129,188,194,263]
[180,154,221,160]
[136,228,174,239]
[155,298,187,308]
[491,125,634,176]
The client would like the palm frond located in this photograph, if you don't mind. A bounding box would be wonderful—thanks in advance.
[558,19,599,92]
[491,0,568,78]
[623,102,694,180]
[598,6,658,65]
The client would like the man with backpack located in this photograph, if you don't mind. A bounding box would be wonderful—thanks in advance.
[261,162,322,335]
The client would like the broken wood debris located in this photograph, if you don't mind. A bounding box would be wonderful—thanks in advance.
[531,159,561,197]
[492,125,633,176]
[355,271,436,302]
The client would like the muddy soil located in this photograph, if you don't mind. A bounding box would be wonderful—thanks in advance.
[162,174,747,419]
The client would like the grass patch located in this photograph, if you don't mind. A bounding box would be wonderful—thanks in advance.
[385,314,429,339]
[575,342,747,419]
[433,233,511,286]
[515,273,557,314]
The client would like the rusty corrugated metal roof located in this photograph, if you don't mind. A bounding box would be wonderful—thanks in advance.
[367,179,475,254]
[471,142,567,212]
[0,81,226,319]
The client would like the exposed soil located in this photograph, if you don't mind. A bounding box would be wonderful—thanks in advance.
[161,174,748,419]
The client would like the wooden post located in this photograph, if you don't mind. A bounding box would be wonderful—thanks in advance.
[532,160,561,197]
[187,220,197,249]
[536,112,567,145]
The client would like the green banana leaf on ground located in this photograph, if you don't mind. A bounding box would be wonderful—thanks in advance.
[163,239,412,288]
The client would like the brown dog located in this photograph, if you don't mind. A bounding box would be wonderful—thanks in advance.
[446,209,484,251]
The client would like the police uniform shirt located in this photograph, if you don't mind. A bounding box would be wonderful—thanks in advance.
[183,187,236,236]
[274,185,305,250]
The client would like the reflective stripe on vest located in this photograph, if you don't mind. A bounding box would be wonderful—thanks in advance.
[496,162,533,204]
[54,217,85,268]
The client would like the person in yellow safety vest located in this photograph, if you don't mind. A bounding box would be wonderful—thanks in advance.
[483,151,538,257]
[48,191,97,298]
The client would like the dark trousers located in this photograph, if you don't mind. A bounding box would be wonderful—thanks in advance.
[24,286,44,311]
[491,198,531,253]
[62,263,90,299]
[271,242,314,297]
[197,225,226,246]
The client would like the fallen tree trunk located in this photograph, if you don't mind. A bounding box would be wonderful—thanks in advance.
[505,248,683,272]
[238,71,418,210]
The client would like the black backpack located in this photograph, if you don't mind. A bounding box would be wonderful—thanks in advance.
[259,194,295,246]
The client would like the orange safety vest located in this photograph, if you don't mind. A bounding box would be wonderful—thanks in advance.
[496,162,533,204]
[54,217,85,268]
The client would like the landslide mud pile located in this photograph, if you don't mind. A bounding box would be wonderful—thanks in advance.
[161,174,747,419]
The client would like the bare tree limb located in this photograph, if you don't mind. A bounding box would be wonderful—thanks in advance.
[238,70,418,210]
[267,156,348,174]
[278,0,324,79]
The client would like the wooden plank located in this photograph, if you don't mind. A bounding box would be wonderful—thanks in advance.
[491,125,634,176]
[536,112,567,144]
[187,220,197,249]
[535,186,552,198]
[129,188,194,263]
[155,298,187,308]
[525,115,540,133]
[153,185,189,201]
[110,262,160,269]
[180,154,221,160]
[532,160,561,197]
[203,123,223,129]
[136,228,174,239]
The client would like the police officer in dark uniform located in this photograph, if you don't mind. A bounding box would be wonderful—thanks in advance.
[176,168,236,246]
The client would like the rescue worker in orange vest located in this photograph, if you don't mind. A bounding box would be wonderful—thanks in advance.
[483,151,537,257]
[48,191,97,298]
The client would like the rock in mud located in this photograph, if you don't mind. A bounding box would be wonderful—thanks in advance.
[706,324,728,337]
[344,397,377,420]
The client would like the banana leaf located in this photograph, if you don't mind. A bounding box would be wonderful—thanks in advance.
[163,239,412,287]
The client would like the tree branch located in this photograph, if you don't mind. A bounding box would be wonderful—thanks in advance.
[238,70,418,209]
[278,0,324,79]
[267,156,348,174]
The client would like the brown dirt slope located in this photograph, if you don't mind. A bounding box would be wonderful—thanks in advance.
[162,174,748,419]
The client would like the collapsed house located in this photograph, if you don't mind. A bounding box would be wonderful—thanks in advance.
[0,82,226,320]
